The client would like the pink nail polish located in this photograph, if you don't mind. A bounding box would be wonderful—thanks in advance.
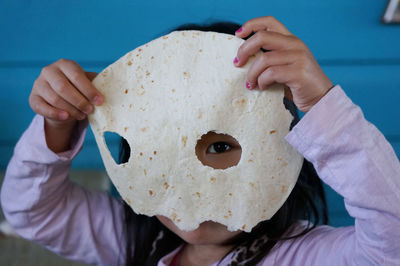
[246,81,251,89]
[236,27,243,33]
[233,57,239,65]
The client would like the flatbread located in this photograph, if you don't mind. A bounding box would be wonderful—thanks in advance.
[89,31,303,232]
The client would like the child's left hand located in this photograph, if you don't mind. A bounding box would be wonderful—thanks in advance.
[234,16,333,113]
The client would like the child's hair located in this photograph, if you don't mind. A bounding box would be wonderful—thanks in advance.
[119,22,329,266]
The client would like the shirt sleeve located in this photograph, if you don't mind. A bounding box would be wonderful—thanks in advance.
[0,115,127,266]
[279,85,400,265]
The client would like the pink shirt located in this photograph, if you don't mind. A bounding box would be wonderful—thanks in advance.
[1,85,400,265]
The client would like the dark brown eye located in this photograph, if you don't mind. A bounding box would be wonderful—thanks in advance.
[207,142,232,154]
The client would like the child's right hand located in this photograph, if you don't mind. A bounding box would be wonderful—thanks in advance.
[29,59,104,153]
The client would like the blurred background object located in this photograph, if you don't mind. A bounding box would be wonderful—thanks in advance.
[0,0,399,265]
[383,0,400,23]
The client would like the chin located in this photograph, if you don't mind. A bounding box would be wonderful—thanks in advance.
[156,215,241,245]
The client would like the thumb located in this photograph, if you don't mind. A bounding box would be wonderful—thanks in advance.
[86,72,98,81]
[284,86,293,101]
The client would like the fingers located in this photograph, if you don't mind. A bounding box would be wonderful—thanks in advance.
[56,59,103,105]
[29,94,69,121]
[235,16,292,38]
[42,64,94,116]
[246,50,299,89]
[31,59,104,123]
[235,31,299,67]
[36,78,87,120]
[256,65,295,91]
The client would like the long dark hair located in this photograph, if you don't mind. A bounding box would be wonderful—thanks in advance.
[120,22,329,266]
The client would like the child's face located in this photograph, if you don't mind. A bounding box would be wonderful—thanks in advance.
[194,131,242,169]
[157,131,243,244]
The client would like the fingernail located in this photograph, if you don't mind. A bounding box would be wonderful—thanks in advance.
[58,111,69,120]
[84,105,93,114]
[233,57,239,65]
[93,95,103,105]
[236,27,243,33]
[246,81,251,89]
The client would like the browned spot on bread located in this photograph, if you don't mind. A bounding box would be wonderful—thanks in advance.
[138,48,142,52]
[139,152,143,156]
[151,56,154,59]
[183,72,189,78]
[172,89,175,93]
[269,130,277,134]
[210,177,216,183]
[228,193,232,196]
[127,61,132,66]
[141,127,147,132]
[242,224,246,230]
[124,127,128,132]
[181,136,188,147]
[153,151,157,155]
[125,198,131,204]
[282,162,288,167]
[249,182,255,188]
[248,159,253,162]
[236,99,247,105]
[144,169,147,175]
[124,89,128,94]
[129,104,133,109]
[162,173,166,177]
[199,49,203,52]
[151,80,154,83]
[281,185,288,193]
[129,185,133,190]
[163,36,168,39]
[146,71,150,76]
[149,157,152,161]
[164,182,169,189]
[228,210,232,216]
[195,192,200,198]
[149,190,153,196]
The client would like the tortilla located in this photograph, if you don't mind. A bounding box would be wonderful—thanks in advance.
[89,31,303,232]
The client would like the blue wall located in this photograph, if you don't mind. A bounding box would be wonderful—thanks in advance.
[1,1,399,227]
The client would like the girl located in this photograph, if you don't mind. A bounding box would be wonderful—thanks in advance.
[1,16,400,266]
